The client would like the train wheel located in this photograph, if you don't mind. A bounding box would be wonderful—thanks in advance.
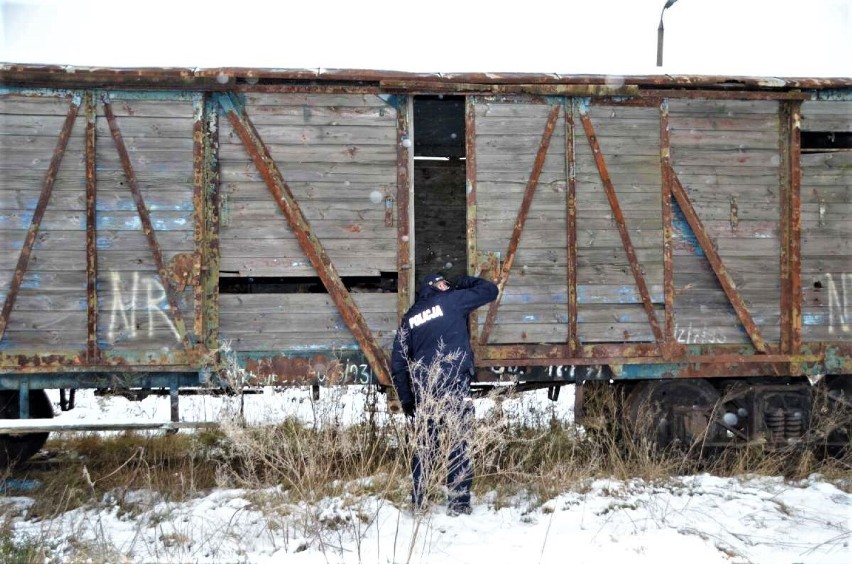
[823,375,852,456]
[0,390,54,468]
[624,379,723,450]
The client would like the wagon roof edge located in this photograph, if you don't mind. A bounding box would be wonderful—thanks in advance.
[1,62,850,90]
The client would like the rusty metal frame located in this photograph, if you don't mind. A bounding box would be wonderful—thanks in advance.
[565,100,579,355]
[478,103,562,345]
[192,94,206,346]
[667,167,769,354]
[84,92,100,362]
[396,97,413,316]
[102,95,192,351]
[0,95,80,343]
[578,104,664,347]
[779,100,803,354]
[201,94,221,352]
[465,97,482,341]
[659,99,677,358]
[4,63,850,90]
[216,93,392,387]
[474,341,821,363]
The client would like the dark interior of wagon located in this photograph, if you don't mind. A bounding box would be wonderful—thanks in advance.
[412,95,467,286]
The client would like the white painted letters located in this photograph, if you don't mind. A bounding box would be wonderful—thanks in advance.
[108,271,181,342]
[674,322,727,345]
[827,273,851,334]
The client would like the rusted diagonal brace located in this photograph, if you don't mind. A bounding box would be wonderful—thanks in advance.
[217,93,392,387]
[668,167,768,354]
[579,110,664,346]
[479,104,561,345]
[0,96,80,343]
[102,97,192,350]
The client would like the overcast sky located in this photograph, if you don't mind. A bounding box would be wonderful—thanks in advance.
[0,0,850,77]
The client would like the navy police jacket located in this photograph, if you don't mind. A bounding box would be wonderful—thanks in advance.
[391,275,498,406]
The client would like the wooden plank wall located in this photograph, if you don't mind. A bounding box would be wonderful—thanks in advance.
[474,100,665,344]
[94,97,197,352]
[0,93,198,353]
[575,104,663,343]
[801,100,852,341]
[474,100,569,344]
[217,93,399,352]
[669,99,782,345]
[474,97,793,347]
[0,94,87,350]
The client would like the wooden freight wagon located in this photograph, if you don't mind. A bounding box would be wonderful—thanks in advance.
[0,65,850,461]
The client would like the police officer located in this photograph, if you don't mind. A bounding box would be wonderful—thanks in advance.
[391,272,498,515]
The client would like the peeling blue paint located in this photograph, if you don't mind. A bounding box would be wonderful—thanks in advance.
[378,94,404,110]
[814,89,852,101]
[803,313,825,325]
[95,215,193,231]
[0,86,80,98]
[0,211,35,229]
[672,200,704,256]
[21,274,41,289]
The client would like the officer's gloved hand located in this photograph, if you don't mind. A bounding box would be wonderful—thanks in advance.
[402,401,416,418]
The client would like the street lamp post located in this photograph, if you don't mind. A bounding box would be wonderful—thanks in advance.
[657,0,680,67]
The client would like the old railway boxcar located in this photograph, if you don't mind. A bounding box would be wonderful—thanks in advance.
[0,65,850,461]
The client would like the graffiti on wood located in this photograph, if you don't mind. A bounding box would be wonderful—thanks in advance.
[107,271,181,342]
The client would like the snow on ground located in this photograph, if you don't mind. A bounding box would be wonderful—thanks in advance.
[2,387,850,563]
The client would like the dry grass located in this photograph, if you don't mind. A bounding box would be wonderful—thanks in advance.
[3,431,222,521]
[4,381,849,515]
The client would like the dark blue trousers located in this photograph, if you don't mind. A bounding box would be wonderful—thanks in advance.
[411,401,474,510]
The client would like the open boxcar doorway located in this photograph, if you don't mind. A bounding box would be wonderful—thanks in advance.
[413,95,467,286]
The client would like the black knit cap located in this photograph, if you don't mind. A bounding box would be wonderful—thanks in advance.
[422,273,445,287]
